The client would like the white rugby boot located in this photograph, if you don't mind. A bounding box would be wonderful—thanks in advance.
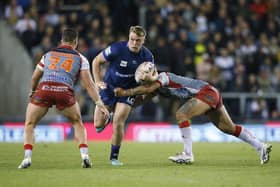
[18,157,32,169]
[81,154,92,168]
[111,159,123,166]
[259,143,272,164]
[168,152,194,164]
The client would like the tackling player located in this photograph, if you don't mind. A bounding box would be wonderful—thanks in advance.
[114,62,272,165]
[18,28,109,169]
[92,26,154,166]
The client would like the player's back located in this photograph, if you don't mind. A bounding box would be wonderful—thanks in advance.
[40,46,82,89]
[103,41,154,89]
[157,72,208,99]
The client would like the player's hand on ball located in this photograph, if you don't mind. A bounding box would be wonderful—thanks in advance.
[96,81,107,90]
[114,87,126,97]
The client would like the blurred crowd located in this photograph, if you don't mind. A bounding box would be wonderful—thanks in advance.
[2,0,280,121]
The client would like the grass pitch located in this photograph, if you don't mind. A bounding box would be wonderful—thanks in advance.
[0,142,279,187]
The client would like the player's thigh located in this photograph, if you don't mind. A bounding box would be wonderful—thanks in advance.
[25,103,48,125]
[207,105,235,132]
[113,102,132,124]
[177,98,211,119]
[60,102,82,123]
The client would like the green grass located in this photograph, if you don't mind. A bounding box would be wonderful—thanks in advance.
[0,142,279,187]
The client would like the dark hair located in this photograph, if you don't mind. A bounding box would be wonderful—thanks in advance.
[62,28,78,43]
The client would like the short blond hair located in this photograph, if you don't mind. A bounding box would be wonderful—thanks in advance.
[129,25,146,37]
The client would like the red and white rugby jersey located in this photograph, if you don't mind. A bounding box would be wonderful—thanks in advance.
[37,45,89,89]
[156,72,208,99]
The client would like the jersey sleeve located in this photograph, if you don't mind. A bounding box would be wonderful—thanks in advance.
[79,54,90,70]
[36,55,45,71]
[157,72,169,86]
[102,42,119,62]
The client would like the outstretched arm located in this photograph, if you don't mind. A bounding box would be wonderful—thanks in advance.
[133,92,157,107]
[114,82,161,97]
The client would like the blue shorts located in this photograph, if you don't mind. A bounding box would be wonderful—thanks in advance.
[99,85,136,107]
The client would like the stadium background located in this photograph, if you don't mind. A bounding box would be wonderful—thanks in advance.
[0,0,280,143]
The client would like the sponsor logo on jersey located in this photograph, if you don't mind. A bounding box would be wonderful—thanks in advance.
[115,72,134,77]
[120,60,128,67]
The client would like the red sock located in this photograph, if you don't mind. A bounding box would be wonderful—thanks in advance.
[24,144,33,150]
[234,125,242,137]
[179,121,191,128]
[79,144,88,148]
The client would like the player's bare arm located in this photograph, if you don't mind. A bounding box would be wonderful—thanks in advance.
[80,69,109,116]
[29,67,43,97]
[114,82,160,97]
[133,92,158,107]
[92,52,107,89]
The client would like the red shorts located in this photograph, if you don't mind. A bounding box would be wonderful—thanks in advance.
[195,85,223,109]
[30,82,76,110]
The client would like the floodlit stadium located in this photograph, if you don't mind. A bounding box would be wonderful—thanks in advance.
[0,1,279,187]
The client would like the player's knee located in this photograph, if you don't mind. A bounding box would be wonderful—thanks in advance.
[68,114,82,124]
[113,122,125,132]
[175,111,189,121]
[25,121,36,128]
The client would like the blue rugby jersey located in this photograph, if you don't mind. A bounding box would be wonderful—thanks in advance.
[102,41,154,89]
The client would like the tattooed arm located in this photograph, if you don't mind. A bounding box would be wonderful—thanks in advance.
[114,82,161,97]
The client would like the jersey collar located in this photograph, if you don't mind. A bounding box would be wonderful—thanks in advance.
[58,44,74,50]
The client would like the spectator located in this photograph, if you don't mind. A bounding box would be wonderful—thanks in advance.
[4,0,24,26]
[214,48,235,91]
[246,97,269,119]
[44,8,59,26]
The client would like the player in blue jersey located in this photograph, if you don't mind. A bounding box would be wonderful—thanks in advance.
[18,28,109,169]
[114,62,272,165]
[92,26,154,166]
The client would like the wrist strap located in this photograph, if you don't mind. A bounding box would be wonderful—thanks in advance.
[95,100,103,106]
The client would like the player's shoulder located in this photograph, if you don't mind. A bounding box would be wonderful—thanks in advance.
[142,45,152,52]
[141,45,153,54]
[157,72,169,86]
[110,41,127,49]
[158,72,169,79]
[141,45,154,61]
[104,41,127,54]
[77,52,89,63]
[159,71,169,76]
